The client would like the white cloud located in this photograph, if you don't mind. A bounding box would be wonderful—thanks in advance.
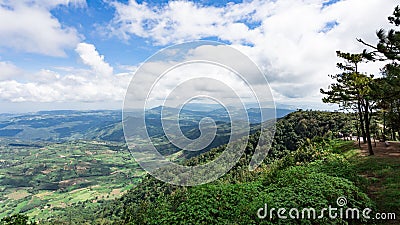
[109,0,262,45]
[0,0,397,109]
[0,70,133,103]
[145,62,256,107]
[0,61,23,81]
[109,0,398,106]
[76,43,114,77]
[123,44,274,110]
[35,0,87,8]
[0,43,132,103]
[0,0,84,56]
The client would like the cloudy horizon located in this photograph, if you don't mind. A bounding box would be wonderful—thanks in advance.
[0,0,396,113]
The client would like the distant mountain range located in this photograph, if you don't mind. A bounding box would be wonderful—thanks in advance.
[0,106,294,142]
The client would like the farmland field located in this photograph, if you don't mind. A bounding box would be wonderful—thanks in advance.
[0,140,144,221]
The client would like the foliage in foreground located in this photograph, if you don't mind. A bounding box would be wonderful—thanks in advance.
[45,110,353,224]
[0,214,33,225]
[124,139,374,225]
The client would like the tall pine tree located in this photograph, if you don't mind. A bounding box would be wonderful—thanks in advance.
[321,51,375,155]
[358,5,400,141]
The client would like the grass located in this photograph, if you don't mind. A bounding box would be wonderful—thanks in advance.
[351,157,400,215]
[335,141,400,224]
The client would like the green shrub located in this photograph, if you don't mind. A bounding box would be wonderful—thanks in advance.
[258,165,374,225]
[306,154,366,186]
[131,183,262,225]
[128,167,373,225]
[0,214,34,225]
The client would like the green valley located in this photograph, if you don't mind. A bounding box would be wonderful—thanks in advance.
[0,140,143,221]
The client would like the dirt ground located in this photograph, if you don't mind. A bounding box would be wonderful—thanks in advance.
[358,141,400,157]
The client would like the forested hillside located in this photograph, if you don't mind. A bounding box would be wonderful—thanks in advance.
[97,110,398,225]
[39,110,363,224]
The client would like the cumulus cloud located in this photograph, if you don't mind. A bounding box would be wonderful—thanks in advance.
[0,43,132,103]
[109,0,263,45]
[145,62,255,107]
[0,61,23,81]
[76,43,114,77]
[109,0,398,106]
[123,43,274,110]
[0,0,396,109]
[0,0,84,56]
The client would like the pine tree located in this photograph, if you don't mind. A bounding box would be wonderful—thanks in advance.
[358,5,400,141]
[321,51,375,155]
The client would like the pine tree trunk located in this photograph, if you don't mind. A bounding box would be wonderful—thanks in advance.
[364,101,374,155]
[356,123,361,148]
[358,101,366,143]
[383,111,386,141]
[397,108,400,141]
[392,124,396,141]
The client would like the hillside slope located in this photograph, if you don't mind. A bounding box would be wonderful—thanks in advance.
[54,111,358,224]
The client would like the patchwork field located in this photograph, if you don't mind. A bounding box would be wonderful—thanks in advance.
[0,140,144,221]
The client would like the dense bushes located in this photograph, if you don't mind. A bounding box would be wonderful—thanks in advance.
[256,169,373,225]
[128,174,373,225]
[125,139,373,224]
[100,111,362,224]
[0,214,34,225]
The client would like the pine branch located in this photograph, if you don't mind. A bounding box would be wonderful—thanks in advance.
[357,38,378,50]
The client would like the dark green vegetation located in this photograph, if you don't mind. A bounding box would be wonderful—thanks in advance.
[47,110,380,224]
[116,140,376,225]
[0,214,33,225]
[101,116,399,224]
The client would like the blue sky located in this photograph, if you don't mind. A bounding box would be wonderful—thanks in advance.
[0,0,397,113]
